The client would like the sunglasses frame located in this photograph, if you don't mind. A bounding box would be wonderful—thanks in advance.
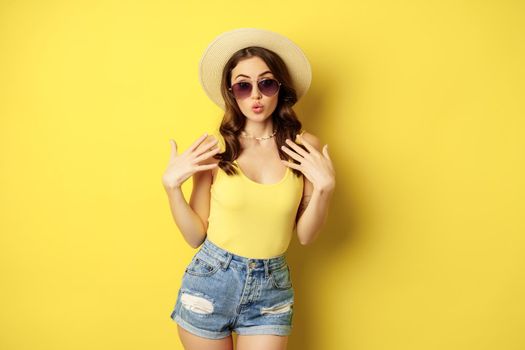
[228,78,282,99]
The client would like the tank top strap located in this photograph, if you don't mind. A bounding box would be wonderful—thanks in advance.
[212,163,220,184]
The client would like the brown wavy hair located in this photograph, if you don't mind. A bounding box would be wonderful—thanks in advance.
[212,46,306,178]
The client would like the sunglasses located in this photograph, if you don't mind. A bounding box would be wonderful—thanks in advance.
[228,78,282,99]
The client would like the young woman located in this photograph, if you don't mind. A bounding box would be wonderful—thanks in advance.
[162,28,335,350]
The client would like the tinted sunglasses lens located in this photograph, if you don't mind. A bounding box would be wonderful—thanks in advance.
[230,79,280,99]
[258,79,280,96]
[231,82,252,99]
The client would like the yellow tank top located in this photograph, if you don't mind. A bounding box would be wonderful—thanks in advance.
[206,132,305,259]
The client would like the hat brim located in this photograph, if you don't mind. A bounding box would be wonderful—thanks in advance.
[199,28,312,110]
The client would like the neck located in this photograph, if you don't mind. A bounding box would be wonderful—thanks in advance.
[242,120,274,138]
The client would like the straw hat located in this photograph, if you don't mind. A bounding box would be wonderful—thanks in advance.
[198,27,312,110]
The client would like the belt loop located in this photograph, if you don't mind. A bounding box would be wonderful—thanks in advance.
[221,252,232,270]
[264,259,270,279]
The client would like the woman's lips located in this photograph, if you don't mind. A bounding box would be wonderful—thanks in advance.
[252,105,264,113]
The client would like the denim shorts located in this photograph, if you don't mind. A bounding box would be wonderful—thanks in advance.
[170,236,295,339]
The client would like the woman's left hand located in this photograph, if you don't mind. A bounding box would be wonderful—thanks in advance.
[280,134,336,192]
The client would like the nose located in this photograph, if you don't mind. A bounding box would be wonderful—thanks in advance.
[251,84,262,99]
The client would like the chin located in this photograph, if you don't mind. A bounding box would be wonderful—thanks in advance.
[253,113,272,120]
[242,110,268,120]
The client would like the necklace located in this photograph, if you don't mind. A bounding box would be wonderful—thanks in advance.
[240,129,277,141]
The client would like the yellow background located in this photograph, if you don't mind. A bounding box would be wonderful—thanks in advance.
[1,1,524,349]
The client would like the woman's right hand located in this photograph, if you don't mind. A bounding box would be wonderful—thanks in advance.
[162,132,220,190]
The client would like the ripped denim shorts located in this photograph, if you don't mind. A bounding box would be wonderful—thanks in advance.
[170,236,295,339]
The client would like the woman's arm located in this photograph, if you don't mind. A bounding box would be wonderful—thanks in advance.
[293,132,335,245]
[295,182,334,245]
[163,134,217,248]
[164,184,208,248]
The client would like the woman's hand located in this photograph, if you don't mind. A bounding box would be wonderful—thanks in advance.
[280,134,335,192]
[161,132,220,190]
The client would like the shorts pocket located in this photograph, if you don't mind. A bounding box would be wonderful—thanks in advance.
[270,264,292,289]
[185,252,221,277]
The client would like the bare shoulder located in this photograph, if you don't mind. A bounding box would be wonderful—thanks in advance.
[297,131,323,152]
[196,134,221,165]
[201,134,221,183]
[192,134,220,183]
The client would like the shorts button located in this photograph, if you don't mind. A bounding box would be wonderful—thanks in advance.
[249,261,256,268]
